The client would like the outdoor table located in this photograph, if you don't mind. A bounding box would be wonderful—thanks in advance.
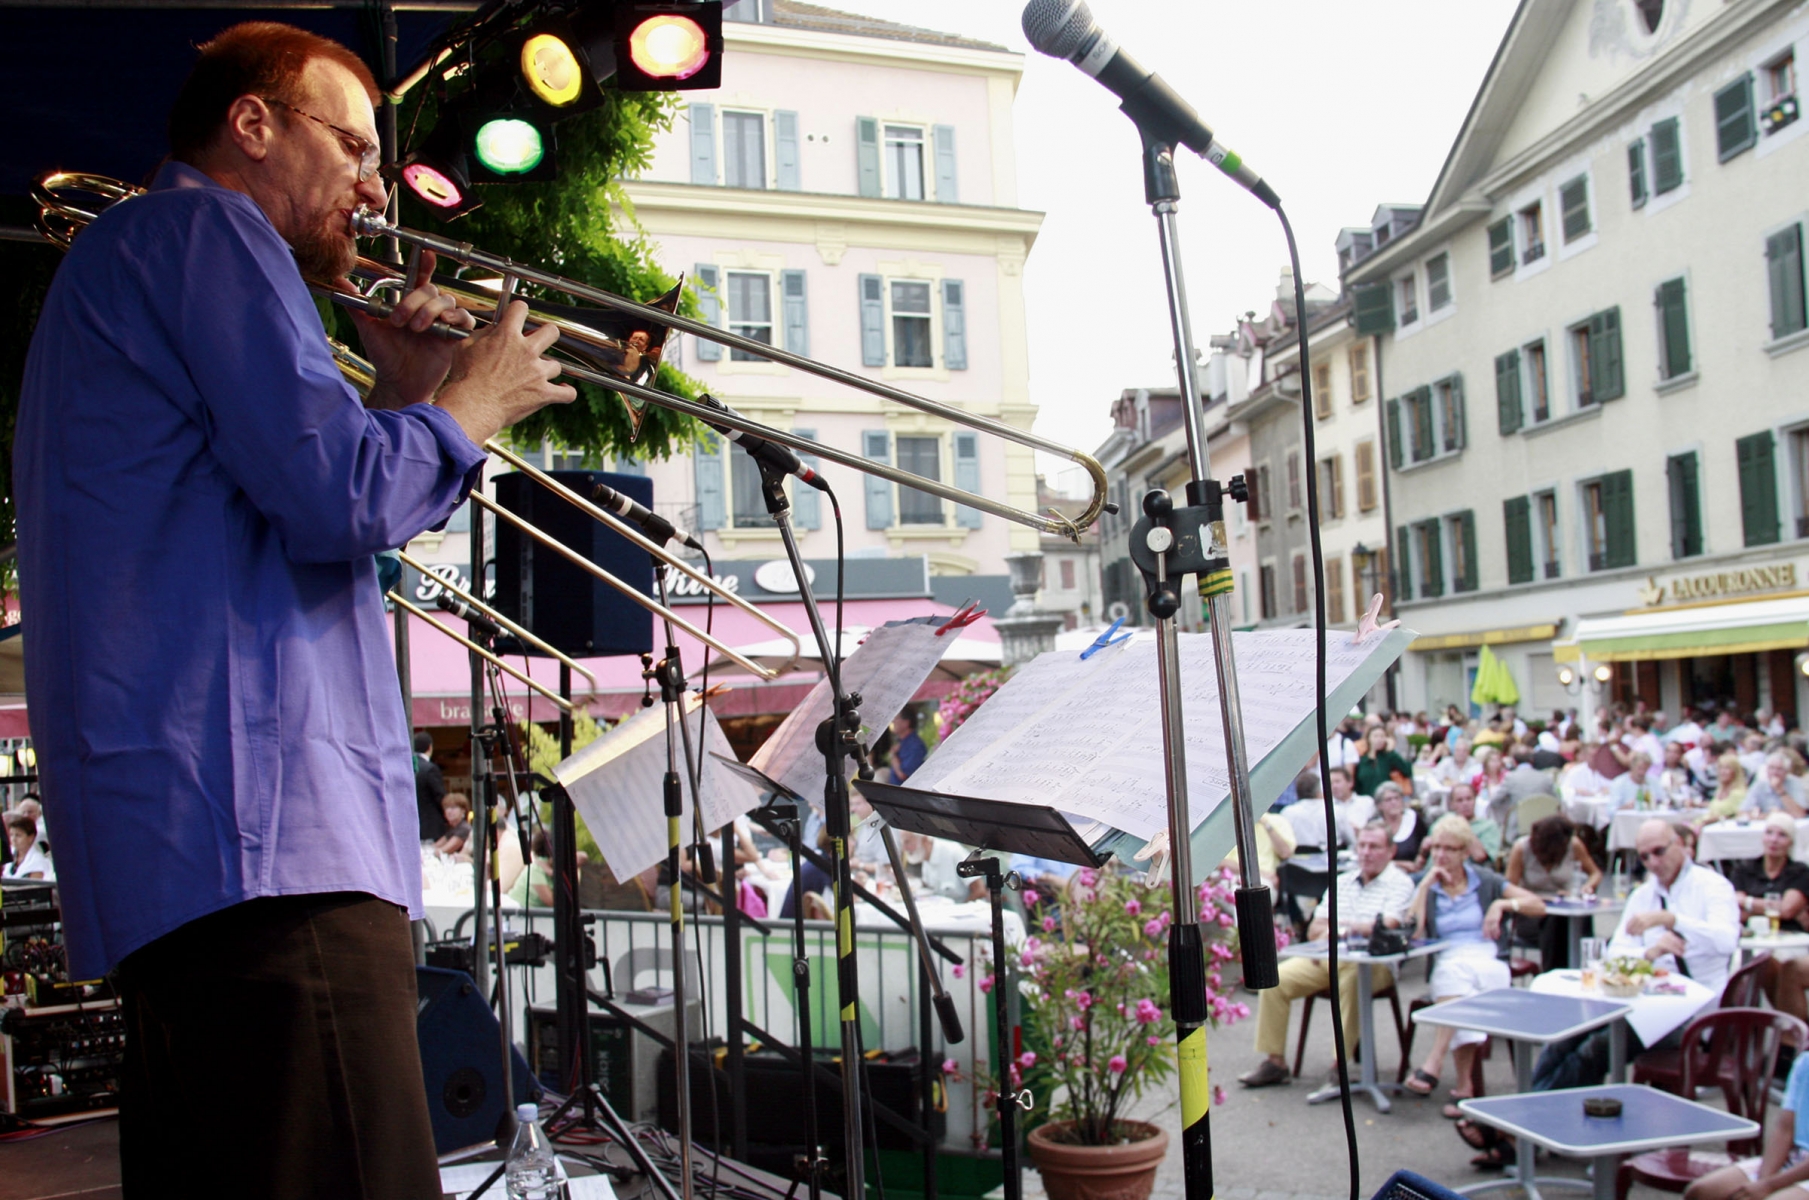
[1457,1083,1759,1200]
[1541,896,1626,966]
[1696,816,1809,864]
[1563,793,1616,832]
[1740,929,1809,962]
[1414,988,1632,1200]
[1281,936,1446,1114]
[1529,970,1717,1063]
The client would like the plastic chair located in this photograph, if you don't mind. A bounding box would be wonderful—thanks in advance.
[1291,975,1408,1077]
[1616,1008,1807,1200]
[1516,793,1561,834]
[1369,1169,1466,1200]
[1631,953,1771,1094]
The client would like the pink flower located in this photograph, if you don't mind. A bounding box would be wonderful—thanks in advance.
[1018,1051,1037,1069]
[1143,917,1164,938]
[942,1058,959,1075]
[1078,868,1098,888]
[1125,898,1142,916]
[1069,1015,1085,1032]
[1217,912,1235,929]
[1052,1034,1064,1048]
[1022,888,1039,907]
[1072,989,1093,1010]
[1213,1085,1228,1106]
[1135,998,1162,1025]
[951,963,966,979]
[1043,916,1057,933]
[1148,1035,1162,1046]
[1021,951,1035,968]
[1108,1054,1128,1074]
[978,974,995,994]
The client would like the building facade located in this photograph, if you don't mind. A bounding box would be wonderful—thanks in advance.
[1350,0,1809,726]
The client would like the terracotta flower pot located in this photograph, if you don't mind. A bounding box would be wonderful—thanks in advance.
[1026,1119,1169,1200]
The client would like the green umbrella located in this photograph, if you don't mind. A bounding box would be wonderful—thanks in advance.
[1471,644,1522,707]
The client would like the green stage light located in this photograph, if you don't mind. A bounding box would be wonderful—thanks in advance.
[473,118,546,175]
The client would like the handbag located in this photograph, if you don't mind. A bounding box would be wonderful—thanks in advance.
[1367,924,1409,956]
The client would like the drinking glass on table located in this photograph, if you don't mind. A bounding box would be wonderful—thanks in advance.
[1767,892,1784,936]
[1579,937,1605,991]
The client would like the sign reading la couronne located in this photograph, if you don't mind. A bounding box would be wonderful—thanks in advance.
[1640,562,1798,606]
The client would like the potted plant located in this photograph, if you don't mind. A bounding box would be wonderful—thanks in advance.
[982,864,1249,1200]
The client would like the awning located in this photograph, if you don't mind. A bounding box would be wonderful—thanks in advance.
[1553,596,1809,663]
[1410,623,1560,652]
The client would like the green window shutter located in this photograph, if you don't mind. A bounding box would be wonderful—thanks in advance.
[694,432,726,530]
[792,428,821,530]
[1628,140,1648,208]
[953,432,981,528]
[1559,176,1591,242]
[1651,118,1683,193]
[1602,469,1637,569]
[1715,75,1757,162]
[689,102,716,184]
[1396,525,1414,601]
[1656,278,1691,378]
[1385,397,1403,469]
[1737,431,1781,546]
[1354,282,1395,334]
[933,124,958,203]
[1590,307,1625,401]
[1411,386,1434,462]
[1767,225,1807,339]
[861,430,893,529]
[1458,511,1478,592]
[781,269,809,356]
[856,117,881,197]
[858,274,885,365]
[774,110,801,191]
[1447,374,1467,451]
[941,279,967,370]
[1488,218,1514,277]
[1421,522,1445,599]
[1495,350,1523,435]
[693,264,722,361]
[1503,496,1533,584]
[1666,452,1701,559]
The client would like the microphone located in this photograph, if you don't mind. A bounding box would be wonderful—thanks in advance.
[436,592,504,640]
[697,394,830,492]
[1021,0,1279,209]
[591,481,704,552]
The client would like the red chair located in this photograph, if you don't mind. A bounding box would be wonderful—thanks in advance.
[1632,953,1771,1097]
[1292,978,1407,1078]
[1615,1008,1807,1200]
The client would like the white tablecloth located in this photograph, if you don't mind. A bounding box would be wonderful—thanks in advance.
[1606,808,1697,852]
[1530,968,1717,1046]
[1697,817,1809,864]
[1565,794,1617,832]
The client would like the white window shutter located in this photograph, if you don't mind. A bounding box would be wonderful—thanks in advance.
[693,265,722,362]
[856,117,880,197]
[933,124,958,203]
[953,432,981,528]
[858,274,885,366]
[695,433,726,530]
[775,110,800,191]
[782,269,809,355]
[941,279,967,370]
[689,103,716,185]
[792,428,821,530]
[862,431,892,529]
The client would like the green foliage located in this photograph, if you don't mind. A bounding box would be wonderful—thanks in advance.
[520,712,606,862]
[395,87,705,465]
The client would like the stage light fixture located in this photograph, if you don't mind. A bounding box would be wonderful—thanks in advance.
[521,32,585,107]
[395,125,482,218]
[615,2,723,90]
[474,116,547,175]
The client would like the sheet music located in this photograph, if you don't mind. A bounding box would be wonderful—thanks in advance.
[556,694,765,878]
[908,628,1406,842]
[749,616,959,802]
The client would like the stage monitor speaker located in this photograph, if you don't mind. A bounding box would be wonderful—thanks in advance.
[492,469,655,658]
[416,966,539,1155]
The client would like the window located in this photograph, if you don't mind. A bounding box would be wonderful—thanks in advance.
[1436,376,1466,453]
[1655,277,1692,379]
[1504,495,1534,585]
[1569,308,1624,406]
[1629,140,1648,208]
[1312,362,1333,419]
[1519,202,1545,265]
[1764,53,1799,135]
[1526,341,1550,422]
[1060,559,1076,590]
[1582,470,1636,571]
[1715,75,1757,162]
[1767,224,1807,340]
[1326,556,1345,625]
[1559,175,1591,242]
[1317,454,1344,521]
[1286,451,1302,514]
[1666,451,1703,558]
[1426,253,1452,311]
[884,125,925,200]
[1790,428,1809,539]
[896,435,944,525]
[1406,387,1434,462]
[1651,118,1683,194]
[1488,217,1514,278]
[722,111,766,189]
[1386,378,1466,468]
[1398,275,1419,326]
[731,444,767,526]
[1737,430,1781,546]
[725,271,773,359]
[1352,547,1386,609]
[1447,510,1478,593]
[1535,490,1561,579]
[1349,343,1372,404]
[1414,520,1445,599]
[1259,562,1278,620]
[1255,462,1273,523]
[891,280,933,367]
[1355,441,1378,511]
[1292,554,1309,614]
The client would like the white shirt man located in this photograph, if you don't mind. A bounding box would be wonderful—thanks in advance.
[1665,714,1704,746]
[1433,742,1478,789]
[1607,819,1740,993]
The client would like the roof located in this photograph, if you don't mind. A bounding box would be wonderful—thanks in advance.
[769,1,1010,53]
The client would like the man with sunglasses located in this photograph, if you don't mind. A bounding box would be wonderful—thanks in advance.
[16,21,574,1199]
[1529,818,1739,1091]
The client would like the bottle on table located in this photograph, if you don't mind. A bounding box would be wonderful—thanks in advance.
[505,1103,566,1200]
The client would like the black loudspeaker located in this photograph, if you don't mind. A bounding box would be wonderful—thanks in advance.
[416,966,539,1155]
[492,469,655,657]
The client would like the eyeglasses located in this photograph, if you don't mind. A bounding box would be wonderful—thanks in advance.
[1637,845,1676,862]
[262,97,381,181]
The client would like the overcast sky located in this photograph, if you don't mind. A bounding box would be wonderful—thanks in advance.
[817,0,1521,475]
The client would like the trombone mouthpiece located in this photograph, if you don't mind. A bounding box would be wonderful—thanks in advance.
[348,206,390,237]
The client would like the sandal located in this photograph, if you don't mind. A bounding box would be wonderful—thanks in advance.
[1403,1068,1439,1096]
[1470,1145,1515,1170]
[1444,1091,1476,1120]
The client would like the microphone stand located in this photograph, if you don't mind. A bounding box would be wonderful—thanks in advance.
[1120,122,1278,1200]
[752,456,867,1200]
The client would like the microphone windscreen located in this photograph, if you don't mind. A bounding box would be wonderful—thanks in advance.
[1021,0,1096,59]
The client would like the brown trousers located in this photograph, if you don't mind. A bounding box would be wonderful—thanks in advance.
[115,892,441,1199]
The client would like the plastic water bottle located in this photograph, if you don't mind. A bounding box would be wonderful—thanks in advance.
[505,1103,563,1200]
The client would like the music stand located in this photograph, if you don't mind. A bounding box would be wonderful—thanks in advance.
[852,780,1105,1200]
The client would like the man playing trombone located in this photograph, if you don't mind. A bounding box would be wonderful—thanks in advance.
[14,22,572,1198]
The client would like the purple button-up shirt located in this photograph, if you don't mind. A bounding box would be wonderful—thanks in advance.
[15,161,486,977]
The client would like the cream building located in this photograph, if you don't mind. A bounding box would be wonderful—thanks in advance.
[1349,0,1809,727]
